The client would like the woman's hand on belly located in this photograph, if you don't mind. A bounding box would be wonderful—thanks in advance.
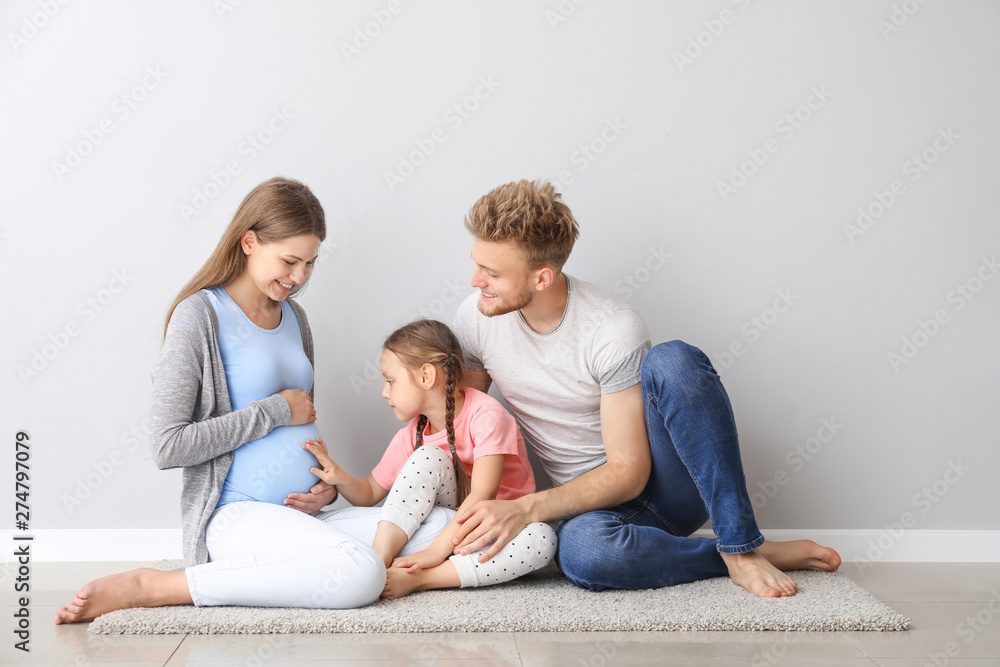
[284,480,339,514]
[279,388,317,425]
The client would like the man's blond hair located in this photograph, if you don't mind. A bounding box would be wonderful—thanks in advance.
[464,179,580,271]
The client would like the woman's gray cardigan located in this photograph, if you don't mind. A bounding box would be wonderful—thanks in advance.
[148,291,314,567]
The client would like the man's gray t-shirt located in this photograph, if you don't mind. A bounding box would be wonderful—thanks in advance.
[453,275,651,487]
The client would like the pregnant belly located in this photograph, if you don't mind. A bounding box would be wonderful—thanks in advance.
[223,423,322,505]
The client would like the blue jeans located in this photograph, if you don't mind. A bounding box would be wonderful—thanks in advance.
[555,340,763,591]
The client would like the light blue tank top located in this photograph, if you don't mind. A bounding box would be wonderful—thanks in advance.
[204,287,322,507]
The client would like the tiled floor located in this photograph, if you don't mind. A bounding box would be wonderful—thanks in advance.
[2,562,998,666]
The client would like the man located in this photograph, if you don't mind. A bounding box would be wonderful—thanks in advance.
[451,179,840,597]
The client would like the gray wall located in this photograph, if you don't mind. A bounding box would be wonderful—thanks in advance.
[2,1,997,537]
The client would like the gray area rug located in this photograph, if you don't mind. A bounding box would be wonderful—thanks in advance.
[89,564,909,634]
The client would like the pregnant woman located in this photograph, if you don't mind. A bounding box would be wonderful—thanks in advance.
[56,177,392,622]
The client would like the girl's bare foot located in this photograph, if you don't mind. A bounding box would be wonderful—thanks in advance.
[381,567,425,600]
[54,568,191,624]
[381,560,461,600]
[720,550,798,597]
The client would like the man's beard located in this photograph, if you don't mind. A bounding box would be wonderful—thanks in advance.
[477,284,535,317]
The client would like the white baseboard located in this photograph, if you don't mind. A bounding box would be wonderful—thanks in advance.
[1,529,997,563]
[2,530,183,562]
[691,529,1000,563]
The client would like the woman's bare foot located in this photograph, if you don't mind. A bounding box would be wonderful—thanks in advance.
[54,568,191,624]
[755,539,841,573]
[720,550,798,597]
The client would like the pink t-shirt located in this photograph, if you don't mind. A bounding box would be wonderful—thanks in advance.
[371,387,535,500]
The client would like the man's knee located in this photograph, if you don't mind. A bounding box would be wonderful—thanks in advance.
[642,340,706,378]
[555,515,620,591]
[641,340,715,399]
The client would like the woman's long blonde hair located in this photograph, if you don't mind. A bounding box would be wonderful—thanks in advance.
[383,319,471,504]
[164,177,326,339]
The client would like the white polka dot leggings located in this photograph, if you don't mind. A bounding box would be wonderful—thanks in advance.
[379,446,557,588]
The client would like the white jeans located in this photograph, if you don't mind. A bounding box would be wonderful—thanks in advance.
[185,501,452,609]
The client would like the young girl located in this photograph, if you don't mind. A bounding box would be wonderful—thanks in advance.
[304,319,556,599]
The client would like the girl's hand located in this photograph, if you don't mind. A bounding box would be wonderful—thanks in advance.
[303,438,341,485]
[390,548,448,573]
[280,388,316,425]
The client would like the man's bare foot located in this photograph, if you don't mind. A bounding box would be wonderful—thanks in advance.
[381,567,425,600]
[720,550,798,597]
[719,540,842,598]
[755,539,842,573]
[54,568,191,624]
